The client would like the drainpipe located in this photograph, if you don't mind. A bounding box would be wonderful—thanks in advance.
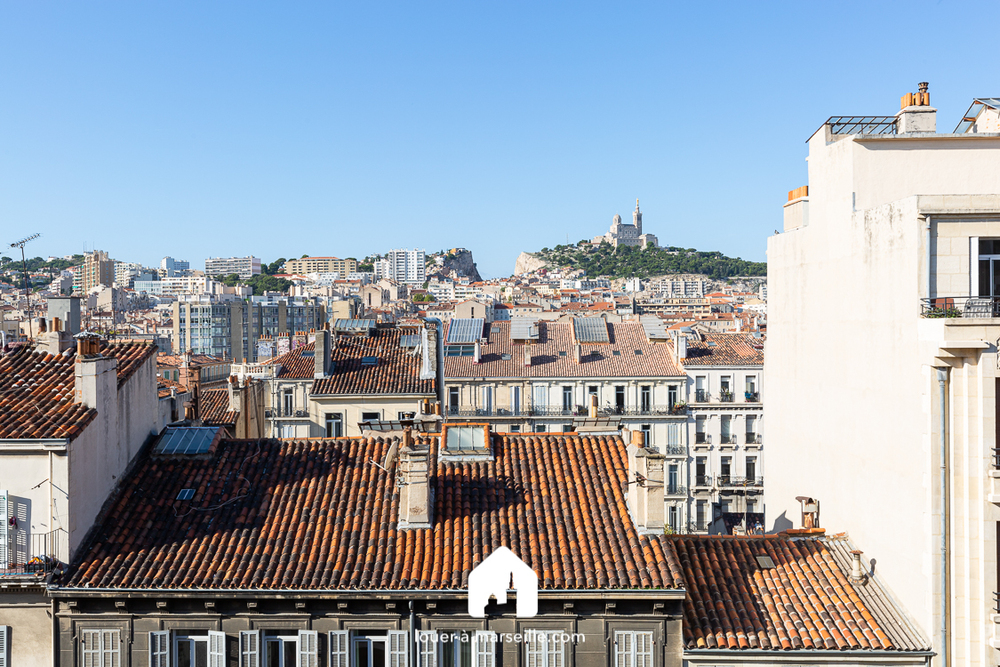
[923,215,932,301]
[409,600,416,665]
[937,366,948,667]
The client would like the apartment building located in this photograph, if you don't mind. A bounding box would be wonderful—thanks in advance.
[134,275,223,296]
[160,256,190,275]
[767,85,1000,666]
[172,297,326,360]
[443,317,689,450]
[72,250,114,294]
[204,255,261,279]
[283,256,358,275]
[375,248,426,284]
[678,331,764,535]
[113,261,146,288]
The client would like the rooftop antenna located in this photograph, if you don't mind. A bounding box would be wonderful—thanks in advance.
[9,233,41,341]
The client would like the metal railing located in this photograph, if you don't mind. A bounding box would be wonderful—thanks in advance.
[720,434,736,445]
[920,296,1000,318]
[719,476,764,489]
[662,444,686,456]
[827,115,897,135]
[695,433,710,444]
[694,474,712,487]
[745,433,761,445]
[664,485,687,496]
[695,389,709,403]
[744,392,760,402]
[688,521,709,533]
[1,529,67,576]
[719,391,734,403]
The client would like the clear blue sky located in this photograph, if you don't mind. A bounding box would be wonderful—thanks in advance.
[1,2,996,278]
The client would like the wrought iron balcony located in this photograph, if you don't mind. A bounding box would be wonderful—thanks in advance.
[744,391,760,402]
[719,390,734,403]
[695,432,710,444]
[662,444,686,456]
[694,474,712,487]
[720,434,736,445]
[688,521,709,533]
[1,528,67,576]
[717,474,733,486]
[745,433,761,445]
[921,296,1000,318]
[664,485,687,496]
[695,389,709,403]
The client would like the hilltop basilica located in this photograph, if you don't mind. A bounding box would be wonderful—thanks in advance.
[591,199,659,248]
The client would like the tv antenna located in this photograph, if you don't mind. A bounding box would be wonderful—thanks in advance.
[9,233,41,340]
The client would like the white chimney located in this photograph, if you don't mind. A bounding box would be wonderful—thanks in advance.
[74,336,117,410]
[896,82,936,134]
[523,345,532,366]
[315,329,331,378]
[473,339,481,364]
[574,344,582,364]
[626,430,665,534]
[397,430,431,529]
[849,549,868,585]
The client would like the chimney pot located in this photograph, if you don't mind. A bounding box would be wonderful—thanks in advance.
[849,549,868,584]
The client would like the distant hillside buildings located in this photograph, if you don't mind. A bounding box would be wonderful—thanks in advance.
[592,200,659,248]
[204,255,261,279]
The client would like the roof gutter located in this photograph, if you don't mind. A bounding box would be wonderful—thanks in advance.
[0,438,70,452]
[48,586,685,600]
[684,649,934,662]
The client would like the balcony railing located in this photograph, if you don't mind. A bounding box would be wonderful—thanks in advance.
[720,434,736,445]
[694,474,712,487]
[662,444,686,456]
[270,408,309,419]
[745,433,761,445]
[745,391,760,402]
[695,433,710,444]
[993,447,1000,470]
[719,476,764,488]
[921,296,1000,318]
[719,391,734,403]
[664,485,687,496]
[688,521,709,533]
[695,389,709,403]
[1,529,67,576]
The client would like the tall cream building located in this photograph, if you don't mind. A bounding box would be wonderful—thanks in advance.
[767,85,1000,666]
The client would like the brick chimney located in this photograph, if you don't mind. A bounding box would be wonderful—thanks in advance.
[626,430,665,534]
[897,82,936,134]
[397,430,432,529]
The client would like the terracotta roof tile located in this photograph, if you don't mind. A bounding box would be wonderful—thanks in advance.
[0,341,156,441]
[682,333,764,366]
[64,433,683,591]
[445,321,684,378]
[312,328,435,395]
[199,388,239,425]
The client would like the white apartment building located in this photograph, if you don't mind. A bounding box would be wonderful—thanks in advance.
[767,84,1000,666]
[204,256,261,279]
[133,275,223,296]
[283,256,358,275]
[677,331,764,535]
[160,256,190,275]
[374,248,426,285]
[113,261,145,288]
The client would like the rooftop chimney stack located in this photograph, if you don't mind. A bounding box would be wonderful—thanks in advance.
[589,393,598,418]
[523,345,532,366]
[473,339,481,364]
[74,334,117,410]
[397,432,432,529]
[897,82,936,134]
[314,329,331,378]
[849,549,869,585]
[574,343,582,364]
[227,375,242,413]
[627,435,665,534]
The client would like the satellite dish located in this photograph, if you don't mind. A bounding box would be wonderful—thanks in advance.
[383,441,398,469]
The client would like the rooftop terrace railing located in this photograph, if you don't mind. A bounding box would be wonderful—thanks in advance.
[921,296,1000,318]
[827,115,898,135]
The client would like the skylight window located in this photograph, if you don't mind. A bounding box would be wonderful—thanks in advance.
[559,351,567,356]
[361,356,379,366]
[634,350,643,355]
[501,353,512,360]
[612,350,621,356]
[755,555,776,569]
[177,489,195,501]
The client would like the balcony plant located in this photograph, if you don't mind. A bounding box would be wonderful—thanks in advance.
[669,401,688,415]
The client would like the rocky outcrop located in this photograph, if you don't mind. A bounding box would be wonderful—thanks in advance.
[514,252,549,275]
[429,249,482,282]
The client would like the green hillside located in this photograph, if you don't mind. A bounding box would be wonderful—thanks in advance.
[536,241,766,280]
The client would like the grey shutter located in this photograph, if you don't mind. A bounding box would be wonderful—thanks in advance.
[472,631,496,667]
[149,631,170,667]
[416,631,437,667]
[388,631,408,667]
[102,630,121,667]
[328,631,349,667]
[613,632,630,667]
[298,630,318,667]
[0,491,8,568]
[548,633,563,667]
[11,497,28,565]
[0,626,8,667]
[209,631,226,667]
[240,631,260,667]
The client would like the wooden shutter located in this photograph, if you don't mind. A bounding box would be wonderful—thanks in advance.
[209,631,226,667]
[634,632,652,667]
[614,631,630,667]
[149,631,170,667]
[472,631,495,667]
[0,626,9,667]
[415,630,437,667]
[546,633,563,667]
[101,630,121,667]
[298,630,318,667]
[240,631,260,667]
[388,630,408,667]
[11,497,28,566]
[328,631,349,667]
[0,491,8,568]
[525,632,542,667]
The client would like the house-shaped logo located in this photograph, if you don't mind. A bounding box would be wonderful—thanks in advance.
[467,546,538,618]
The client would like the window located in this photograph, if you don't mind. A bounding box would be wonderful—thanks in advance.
[614,631,653,667]
[747,500,756,513]
[532,384,548,411]
[640,386,651,413]
[695,416,707,444]
[535,424,547,433]
[362,412,380,422]
[398,411,416,420]
[283,388,294,415]
[588,385,598,399]
[247,630,317,667]
[562,386,573,413]
[667,464,678,493]
[720,456,732,484]
[615,386,625,412]
[444,345,475,357]
[746,415,757,443]
[978,239,1000,298]
[510,424,521,433]
[525,631,565,667]
[746,456,757,480]
[482,387,493,414]
[667,505,679,530]
[325,413,343,438]
[721,415,732,443]
[695,500,707,529]
[350,630,407,667]
[160,632,226,667]
[641,424,651,446]
[511,386,521,416]
[667,385,678,408]
[449,387,460,415]
[82,629,121,667]
[695,377,707,402]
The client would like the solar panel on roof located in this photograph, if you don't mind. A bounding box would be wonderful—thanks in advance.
[510,318,539,341]
[446,318,484,344]
[400,335,421,348]
[573,317,609,343]
[156,427,220,455]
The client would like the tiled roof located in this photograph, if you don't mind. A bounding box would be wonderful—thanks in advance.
[65,433,683,591]
[682,333,764,366]
[265,343,317,379]
[312,328,435,396]
[158,353,225,367]
[672,534,928,652]
[199,388,238,426]
[157,377,185,399]
[0,342,157,441]
[445,321,684,378]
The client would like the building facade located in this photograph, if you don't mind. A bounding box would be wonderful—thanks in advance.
[592,201,659,248]
[375,249,427,285]
[73,250,114,294]
[204,256,262,280]
[767,85,1000,665]
[284,256,359,276]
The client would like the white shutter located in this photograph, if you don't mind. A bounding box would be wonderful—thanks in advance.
[635,632,653,667]
[525,632,542,667]
[388,630,408,667]
[0,491,8,568]
[102,630,121,667]
[472,631,496,667]
[240,631,260,667]
[328,631,349,667]
[971,236,980,296]
[0,626,9,667]
[209,631,226,667]
[149,631,170,667]
[667,423,679,446]
[614,631,630,667]
[547,633,563,667]
[298,630,318,667]
[415,631,437,667]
